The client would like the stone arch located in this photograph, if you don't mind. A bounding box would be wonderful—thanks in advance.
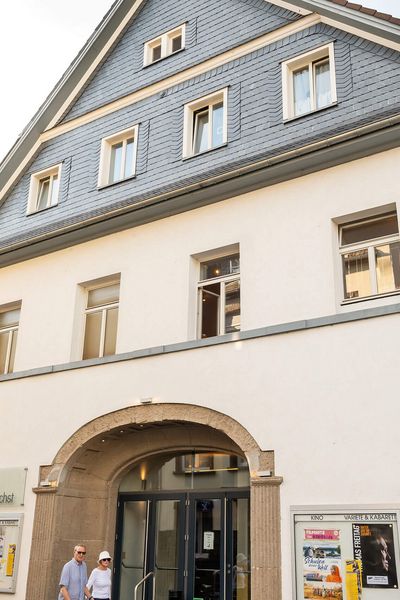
[26,403,281,600]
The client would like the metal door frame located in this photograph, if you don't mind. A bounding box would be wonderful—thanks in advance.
[114,489,249,600]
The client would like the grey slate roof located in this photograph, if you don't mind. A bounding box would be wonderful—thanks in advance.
[0,0,399,268]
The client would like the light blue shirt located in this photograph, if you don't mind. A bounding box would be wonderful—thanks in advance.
[59,558,87,600]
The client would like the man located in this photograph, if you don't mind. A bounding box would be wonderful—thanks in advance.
[59,544,90,600]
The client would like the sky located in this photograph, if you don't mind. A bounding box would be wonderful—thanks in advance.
[0,0,399,163]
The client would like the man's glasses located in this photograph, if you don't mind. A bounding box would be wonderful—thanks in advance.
[76,551,86,555]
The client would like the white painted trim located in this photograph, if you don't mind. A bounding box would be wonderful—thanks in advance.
[26,163,63,215]
[321,14,400,52]
[1,5,399,204]
[98,124,139,187]
[143,23,186,66]
[282,42,336,120]
[266,0,311,15]
[43,14,320,141]
[183,88,228,158]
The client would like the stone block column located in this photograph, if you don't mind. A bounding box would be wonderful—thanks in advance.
[250,476,283,600]
[25,487,58,600]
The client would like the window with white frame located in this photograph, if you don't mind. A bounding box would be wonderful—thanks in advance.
[197,253,240,338]
[98,126,139,187]
[183,89,228,158]
[82,281,120,359]
[27,164,61,214]
[339,211,400,301]
[144,24,185,66]
[282,43,337,120]
[0,303,20,375]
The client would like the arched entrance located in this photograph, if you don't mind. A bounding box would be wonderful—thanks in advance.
[26,404,282,600]
[116,450,250,600]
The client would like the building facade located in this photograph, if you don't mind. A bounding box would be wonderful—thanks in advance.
[0,1,400,599]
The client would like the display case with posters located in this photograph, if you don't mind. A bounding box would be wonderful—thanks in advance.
[0,514,23,593]
[292,507,400,600]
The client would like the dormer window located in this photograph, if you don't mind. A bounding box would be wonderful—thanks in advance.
[282,43,337,120]
[98,125,139,187]
[27,164,62,214]
[144,24,185,66]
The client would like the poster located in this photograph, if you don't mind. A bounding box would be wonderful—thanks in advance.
[353,523,398,589]
[303,538,343,599]
[294,510,400,599]
[345,560,362,600]
[0,514,23,593]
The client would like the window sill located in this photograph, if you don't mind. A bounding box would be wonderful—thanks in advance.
[26,204,58,217]
[97,175,136,191]
[283,101,338,124]
[182,142,228,161]
[341,289,400,306]
[143,47,185,68]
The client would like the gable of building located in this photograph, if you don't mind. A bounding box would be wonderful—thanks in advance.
[0,0,399,268]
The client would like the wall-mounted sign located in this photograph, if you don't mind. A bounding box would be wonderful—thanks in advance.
[292,508,400,599]
[0,469,27,507]
[0,513,23,593]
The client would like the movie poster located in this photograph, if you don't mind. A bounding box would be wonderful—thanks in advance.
[0,515,22,593]
[353,523,398,589]
[345,560,362,600]
[303,538,343,599]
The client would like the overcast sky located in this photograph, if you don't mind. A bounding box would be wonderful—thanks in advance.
[0,0,398,163]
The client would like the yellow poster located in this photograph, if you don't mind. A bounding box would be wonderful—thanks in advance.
[6,545,16,577]
[345,560,362,600]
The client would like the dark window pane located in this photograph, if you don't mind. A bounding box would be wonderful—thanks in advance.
[171,34,182,52]
[152,43,162,62]
[201,283,220,338]
[200,254,240,281]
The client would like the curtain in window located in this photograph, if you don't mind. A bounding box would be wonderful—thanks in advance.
[315,61,331,109]
[293,67,311,116]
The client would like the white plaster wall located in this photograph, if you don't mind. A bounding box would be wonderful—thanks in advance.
[1,148,400,598]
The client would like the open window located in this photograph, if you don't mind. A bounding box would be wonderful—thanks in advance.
[183,89,228,158]
[197,252,240,338]
[0,302,21,374]
[27,164,61,214]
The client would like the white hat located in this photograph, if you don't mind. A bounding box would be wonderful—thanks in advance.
[98,550,112,563]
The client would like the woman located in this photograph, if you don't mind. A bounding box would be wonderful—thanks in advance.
[85,551,112,600]
[326,564,342,583]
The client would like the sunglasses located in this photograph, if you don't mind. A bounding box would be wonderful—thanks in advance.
[102,558,111,562]
[76,551,86,555]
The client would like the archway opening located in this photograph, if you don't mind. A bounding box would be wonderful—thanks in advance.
[116,449,250,600]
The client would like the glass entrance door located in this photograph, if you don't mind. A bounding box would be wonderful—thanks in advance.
[114,491,250,600]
